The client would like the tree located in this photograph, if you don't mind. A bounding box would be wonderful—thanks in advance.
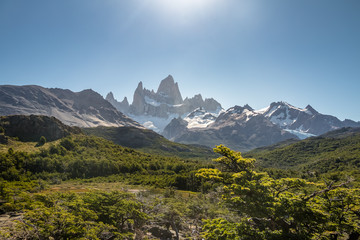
[2,191,149,240]
[82,191,149,234]
[38,136,46,146]
[197,145,360,239]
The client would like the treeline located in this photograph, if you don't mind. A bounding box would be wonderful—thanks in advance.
[0,135,214,191]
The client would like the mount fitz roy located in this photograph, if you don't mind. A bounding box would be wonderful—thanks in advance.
[107,75,360,151]
[106,75,222,132]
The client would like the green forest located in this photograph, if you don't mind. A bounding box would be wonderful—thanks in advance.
[1,126,360,239]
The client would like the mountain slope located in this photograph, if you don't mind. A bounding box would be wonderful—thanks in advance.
[257,101,360,137]
[83,126,215,159]
[0,85,142,128]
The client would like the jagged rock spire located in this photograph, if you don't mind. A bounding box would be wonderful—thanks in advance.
[156,75,183,105]
[105,92,115,101]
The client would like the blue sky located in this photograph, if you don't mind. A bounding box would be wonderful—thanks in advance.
[1,0,359,121]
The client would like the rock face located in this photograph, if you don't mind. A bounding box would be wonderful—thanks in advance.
[0,115,81,142]
[156,75,183,105]
[0,85,142,128]
[107,75,222,132]
[105,92,129,114]
[162,117,189,140]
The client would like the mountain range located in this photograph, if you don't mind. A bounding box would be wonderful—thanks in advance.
[1,75,359,152]
[162,102,360,151]
[107,76,360,151]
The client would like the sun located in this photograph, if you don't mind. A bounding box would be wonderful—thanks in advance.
[154,0,210,12]
[149,0,219,26]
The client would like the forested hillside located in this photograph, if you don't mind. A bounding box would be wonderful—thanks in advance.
[0,134,212,191]
[245,127,360,175]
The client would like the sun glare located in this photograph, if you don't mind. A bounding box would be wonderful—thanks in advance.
[150,0,219,26]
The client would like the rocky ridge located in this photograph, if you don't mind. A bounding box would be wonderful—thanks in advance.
[257,101,360,137]
[0,85,142,128]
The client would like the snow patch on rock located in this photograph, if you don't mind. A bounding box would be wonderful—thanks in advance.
[129,113,180,132]
[284,129,315,140]
[184,108,218,128]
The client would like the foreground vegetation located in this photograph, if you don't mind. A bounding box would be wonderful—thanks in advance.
[1,186,232,239]
[199,145,360,239]
[1,127,360,239]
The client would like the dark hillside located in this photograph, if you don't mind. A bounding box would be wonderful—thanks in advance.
[0,115,81,142]
[83,126,215,159]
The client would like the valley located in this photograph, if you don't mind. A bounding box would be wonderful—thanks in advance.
[0,113,360,239]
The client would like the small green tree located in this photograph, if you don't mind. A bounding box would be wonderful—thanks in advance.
[7,147,14,155]
[39,136,46,146]
[197,145,360,239]
[60,138,76,150]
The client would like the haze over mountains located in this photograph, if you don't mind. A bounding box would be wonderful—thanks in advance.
[1,75,359,151]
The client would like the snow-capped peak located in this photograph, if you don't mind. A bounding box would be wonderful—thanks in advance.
[226,104,254,115]
[258,101,316,119]
[252,101,322,135]
[213,105,259,124]
[186,107,207,118]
